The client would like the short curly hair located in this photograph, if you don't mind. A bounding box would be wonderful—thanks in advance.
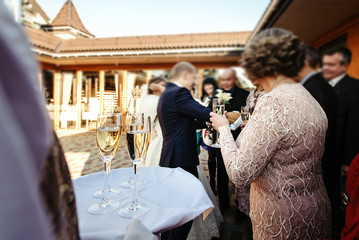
[241,28,305,79]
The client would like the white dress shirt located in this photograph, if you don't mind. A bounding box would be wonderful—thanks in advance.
[329,73,346,87]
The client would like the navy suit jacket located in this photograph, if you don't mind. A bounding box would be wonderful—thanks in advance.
[157,82,211,167]
[333,74,359,165]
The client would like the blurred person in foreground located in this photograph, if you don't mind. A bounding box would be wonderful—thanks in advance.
[210,28,331,239]
[295,45,340,237]
[0,3,79,239]
[341,153,359,240]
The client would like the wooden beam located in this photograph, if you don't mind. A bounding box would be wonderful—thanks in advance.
[121,70,128,115]
[54,62,239,71]
[76,71,83,129]
[99,71,105,114]
[310,14,359,48]
[198,69,204,99]
[53,71,61,130]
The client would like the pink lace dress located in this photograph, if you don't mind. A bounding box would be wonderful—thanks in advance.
[219,83,331,239]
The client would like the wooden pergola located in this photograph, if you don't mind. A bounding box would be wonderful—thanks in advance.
[27,28,250,129]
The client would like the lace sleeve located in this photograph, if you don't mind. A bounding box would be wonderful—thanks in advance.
[218,94,284,187]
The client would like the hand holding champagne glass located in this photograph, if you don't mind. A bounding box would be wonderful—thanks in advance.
[88,113,122,215]
[211,98,225,148]
[119,113,151,218]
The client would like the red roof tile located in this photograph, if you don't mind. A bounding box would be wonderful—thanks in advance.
[51,0,94,37]
[26,28,250,54]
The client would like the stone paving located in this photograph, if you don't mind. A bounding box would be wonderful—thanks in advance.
[56,128,209,179]
[57,128,250,240]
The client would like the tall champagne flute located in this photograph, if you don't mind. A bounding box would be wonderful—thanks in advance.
[120,113,144,188]
[119,113,151,218]
[88,113,122,215]
[211,98,225,148]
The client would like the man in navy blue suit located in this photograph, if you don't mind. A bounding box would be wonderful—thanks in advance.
[157,62,211,240]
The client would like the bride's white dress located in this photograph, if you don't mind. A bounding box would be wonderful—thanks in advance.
[138,87,223,239]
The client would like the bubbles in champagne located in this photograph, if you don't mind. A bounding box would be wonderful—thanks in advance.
[96,127,121,162]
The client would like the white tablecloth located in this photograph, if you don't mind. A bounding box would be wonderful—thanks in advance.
[73,167,214,240]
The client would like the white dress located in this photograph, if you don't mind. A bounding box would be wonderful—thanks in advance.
[138,94,162,167]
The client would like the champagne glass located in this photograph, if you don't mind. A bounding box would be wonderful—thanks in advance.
[120,112,144,188]
[241,106,251,125]
[119,113,151,218]
[88,113,122,215]
[242,112,251,124]
[211,98,225,148]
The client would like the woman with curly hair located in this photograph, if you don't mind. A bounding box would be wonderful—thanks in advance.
[210,28,331,239]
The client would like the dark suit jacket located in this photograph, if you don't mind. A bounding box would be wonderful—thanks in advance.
[303,72,339,207]
[157,82,211,168]
[334,75,359,165]
[212,86,249,139]
[333,74,359,165]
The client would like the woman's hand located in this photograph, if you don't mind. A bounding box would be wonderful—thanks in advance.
[210,112,229,131]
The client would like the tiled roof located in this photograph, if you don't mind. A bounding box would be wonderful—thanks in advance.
[26,29,251,53]
[51,0,94,37]
[26,28,63,52]
[61,31,251,52]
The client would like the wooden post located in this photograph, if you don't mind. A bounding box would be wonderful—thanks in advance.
[116,72,121,111]
[89,77,92,97]
[198,69,204,99]
[122,70,128,115]
[99,71,105,114]
[95,77,98,97]
[146,70,152,84]
[53,71,61,130]
[76,70,83,129]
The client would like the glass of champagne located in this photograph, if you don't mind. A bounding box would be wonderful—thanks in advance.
[119,113,151,218]
[88,113,122,215]
[120,112,144,188]
[241,106,251,125]
[211,98,225,148]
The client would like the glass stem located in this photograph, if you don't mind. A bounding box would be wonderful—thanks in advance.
[103,161,111,201]
[132,162,139,206]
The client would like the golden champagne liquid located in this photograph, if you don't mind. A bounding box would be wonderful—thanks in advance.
[213,104,225,115]
[126,129,151,165]
[96,127,121,162]
[241,112,250,124]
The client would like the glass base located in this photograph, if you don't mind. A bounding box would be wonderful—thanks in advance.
[118,201,150,218]
[120,177,143,189]
[93,186,121,199]
[88,199,120,215]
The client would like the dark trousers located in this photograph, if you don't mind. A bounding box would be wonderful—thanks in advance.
[161,165,198,240]
[208,149,229,209]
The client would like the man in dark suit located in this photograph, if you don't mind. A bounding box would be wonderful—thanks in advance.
[210,68,249,212]
[157,61,211,240]
[296,45,340,237]
[322,46,359,231]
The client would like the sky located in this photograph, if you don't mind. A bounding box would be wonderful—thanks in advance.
[36,0,270,38]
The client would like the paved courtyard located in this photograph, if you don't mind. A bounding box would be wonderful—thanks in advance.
[56,128,209,179]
